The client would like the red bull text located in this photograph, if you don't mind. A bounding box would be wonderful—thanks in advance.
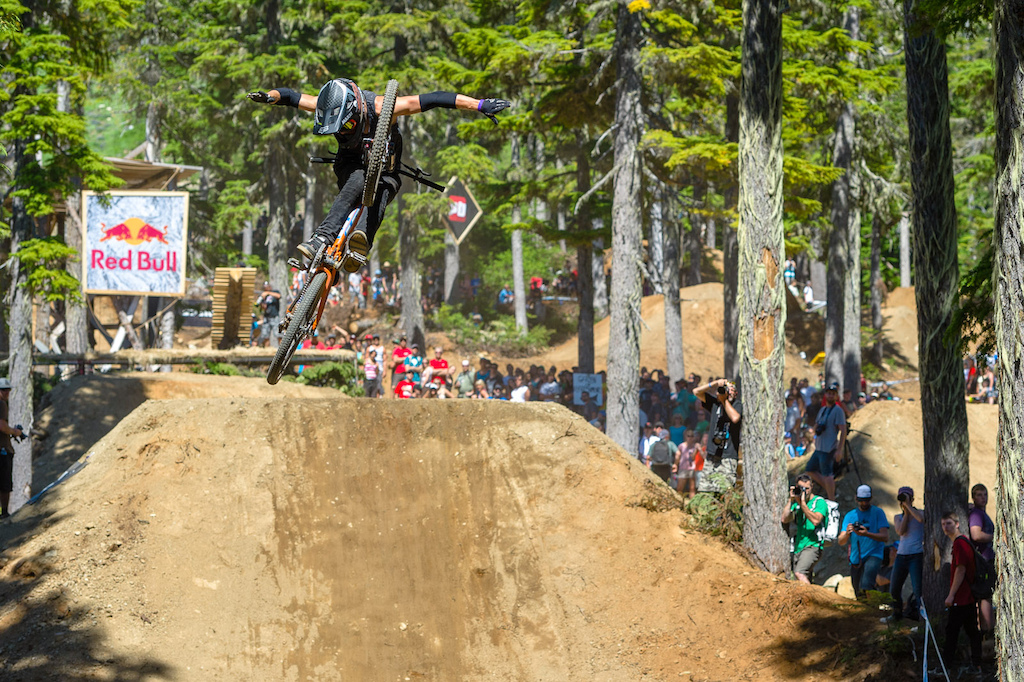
[90,250,179,272]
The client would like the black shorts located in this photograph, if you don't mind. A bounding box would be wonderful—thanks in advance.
[0,450,13,494]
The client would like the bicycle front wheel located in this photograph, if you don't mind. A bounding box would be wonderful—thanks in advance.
[362,78,399,207]
[267,271,329,385]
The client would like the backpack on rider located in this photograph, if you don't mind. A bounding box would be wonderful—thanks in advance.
[648,439,674,467]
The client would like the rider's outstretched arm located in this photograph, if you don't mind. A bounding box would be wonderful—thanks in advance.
[390,92,511,124]
[247,88,317,112]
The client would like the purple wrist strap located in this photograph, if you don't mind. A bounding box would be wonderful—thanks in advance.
[477,99,483,111]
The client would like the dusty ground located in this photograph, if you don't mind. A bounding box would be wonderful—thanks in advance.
[2,387,902,681]
[0,285,982,681]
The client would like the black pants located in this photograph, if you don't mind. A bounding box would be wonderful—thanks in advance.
[316,128,403,247]
[651,464,672,482]
[944,603,982,667]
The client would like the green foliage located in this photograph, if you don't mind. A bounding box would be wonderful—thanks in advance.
[861,362,882,382]
[32,370,61,411]
[285,361,364,396]
[431,304,553,356]
[10,237,83,302]
[685,487,744,543]
[189,360,256,377]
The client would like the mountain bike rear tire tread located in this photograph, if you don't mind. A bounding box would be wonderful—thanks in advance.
[362,79,399,207]
[267,271,329,385]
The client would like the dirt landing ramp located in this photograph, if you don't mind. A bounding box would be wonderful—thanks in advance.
[2,398,887,681]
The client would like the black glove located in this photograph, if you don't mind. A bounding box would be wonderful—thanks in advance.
[247,91,275,104]
[477,98,511,124]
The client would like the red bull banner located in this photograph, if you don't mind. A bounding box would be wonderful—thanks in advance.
[81,191,190,296]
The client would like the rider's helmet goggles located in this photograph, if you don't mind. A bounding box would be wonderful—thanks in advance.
[313,78,366,136]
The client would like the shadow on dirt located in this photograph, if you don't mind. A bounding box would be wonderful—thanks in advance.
[0,515,173,681]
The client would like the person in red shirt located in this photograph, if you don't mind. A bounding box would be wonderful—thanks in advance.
[422,346,453,387]
[390,335,413,387]
[394,369,417,399]
[941,511,982,670]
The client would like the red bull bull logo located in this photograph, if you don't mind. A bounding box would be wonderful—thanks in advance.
[99,217,169,245]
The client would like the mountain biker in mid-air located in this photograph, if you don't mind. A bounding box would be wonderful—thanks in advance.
[247,80,511,272]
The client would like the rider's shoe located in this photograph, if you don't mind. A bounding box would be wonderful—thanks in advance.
[297,234,330,260]
[342,229,370,273]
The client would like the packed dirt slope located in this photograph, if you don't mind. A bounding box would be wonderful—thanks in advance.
[1,391,891,681]
[32,373,338,494]
[515,283,917,379]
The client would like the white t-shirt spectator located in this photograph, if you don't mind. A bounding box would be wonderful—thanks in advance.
[348,271,360,292]
[803,284,814,306]
[511,385,530,402]
[539,380,561,401]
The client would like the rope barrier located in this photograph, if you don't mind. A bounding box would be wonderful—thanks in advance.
[920,601,950,681]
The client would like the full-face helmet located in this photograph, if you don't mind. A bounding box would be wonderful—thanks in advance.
[313,78,366,136]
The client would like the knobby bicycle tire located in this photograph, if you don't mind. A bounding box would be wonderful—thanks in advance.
[267,271,329,385]
[362,79,399,207]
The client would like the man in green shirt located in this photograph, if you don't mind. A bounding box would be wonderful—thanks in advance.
[781,473,827,584]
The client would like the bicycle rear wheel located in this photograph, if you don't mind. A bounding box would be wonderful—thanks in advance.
[362,78,399,207]
[267,271,329,385]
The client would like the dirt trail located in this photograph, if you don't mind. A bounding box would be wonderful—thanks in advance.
[2,388,893,681]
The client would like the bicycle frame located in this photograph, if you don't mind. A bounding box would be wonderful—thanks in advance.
[280,204,366,338]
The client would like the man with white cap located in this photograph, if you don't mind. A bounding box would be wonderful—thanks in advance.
[454,360,475,398]
[838,484,890,598]
[0,377,27,519]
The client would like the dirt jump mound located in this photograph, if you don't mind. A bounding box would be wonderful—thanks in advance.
[2,395,890,681]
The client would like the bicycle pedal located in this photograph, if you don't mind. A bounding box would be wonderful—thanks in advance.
[342,251,368,272]
[287,257,303,269]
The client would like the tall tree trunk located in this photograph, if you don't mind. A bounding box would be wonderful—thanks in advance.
[649,193,664,294]
[147,102,175,366]
[899,212,911,287]
[869,211,884,367]
[686,175,706,286]
[738,0,789,574]
[398,192,425,350]
[58,80,88,354]
[723,90,740,379]
[266,135,289,300]
[242,219,253,257]
[993,1,1024,676]
[576,144,595,374]
[662,188,685,386]
[606,0,644,453]
[840,7,862,396]
[556,157,568,253]
[302,172,316,243]
[592,234,609,319]
[903,0,971,613]
[444,230,459,304]
[7,140,36,513]
[510,135,528,331]
[144,100,161,163]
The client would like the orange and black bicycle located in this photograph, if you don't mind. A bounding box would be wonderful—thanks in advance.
[266,79,443,384]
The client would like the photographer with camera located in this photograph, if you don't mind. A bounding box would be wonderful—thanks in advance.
[803,381,846,500]
[692,378,742,494]
[888,486,924,622]
[782,474,828,584]
[838,485,890,599]
[0,377,27,520]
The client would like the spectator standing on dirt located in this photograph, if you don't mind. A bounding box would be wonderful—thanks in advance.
[941,511,983,673]
[1,377,26,519]
[969,483,995,635]
[782,473,827,585]
[422,346,454,387]
[638,422,659,464]
[692,378,742,494]
[674,428,701,498]
[454,360,475,397]
[362,350,382,398]
[510,374,531,402]
[838,485,890,599]
[889,486,924,622]
[403,344,424,385]
[394,369,418,399]
[390,335,413,387]
[257,282,282,347]
[647,429,676,483]
[804,382,846,500]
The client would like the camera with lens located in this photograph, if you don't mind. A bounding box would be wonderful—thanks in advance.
[897,492,909,503]
[852,522,866,531]
[712,427,730,447]
[814,422,827,436]
[717,385,727,395]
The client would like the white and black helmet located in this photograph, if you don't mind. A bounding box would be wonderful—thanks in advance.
[313,78,366,136]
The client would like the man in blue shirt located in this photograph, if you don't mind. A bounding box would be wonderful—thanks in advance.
[838,484,890,598]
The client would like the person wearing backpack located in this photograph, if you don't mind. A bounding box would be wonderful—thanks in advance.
[647,429,677,484]
[968,483,995,635]
[941,511,983,673]
[782,474,829,584]
[889,486,924,622]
